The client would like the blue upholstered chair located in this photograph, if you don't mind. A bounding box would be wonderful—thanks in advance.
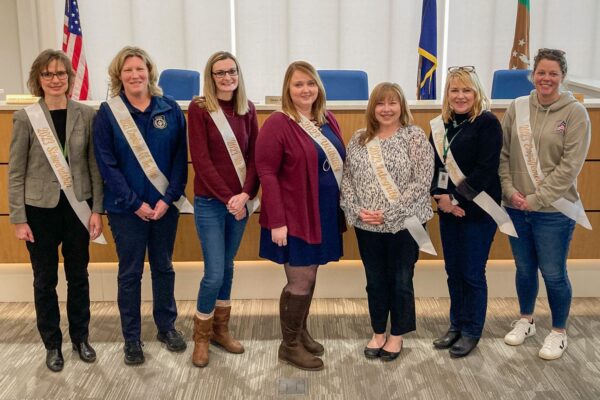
[490,69,534,99]
[158,69,200,100]
[317,70,369,100]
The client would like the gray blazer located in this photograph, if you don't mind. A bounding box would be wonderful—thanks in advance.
[8,98,104,224]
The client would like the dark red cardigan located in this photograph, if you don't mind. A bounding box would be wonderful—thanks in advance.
[256,111,344,244]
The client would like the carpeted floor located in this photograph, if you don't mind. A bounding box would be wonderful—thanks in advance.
[0,298,598,400]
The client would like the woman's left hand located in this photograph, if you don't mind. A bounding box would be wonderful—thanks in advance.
[89,212,103,240]
[227,193,250,215]
[234,207,247,221]
[359,209,384,225]
[151,200,170,220]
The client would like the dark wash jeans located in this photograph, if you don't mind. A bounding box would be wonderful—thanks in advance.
[355,227,419,336]
[25,193,91,349]
[108,207,179,342]
[439,214,496,338]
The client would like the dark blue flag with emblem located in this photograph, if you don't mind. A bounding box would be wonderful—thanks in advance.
[417,0,437,99]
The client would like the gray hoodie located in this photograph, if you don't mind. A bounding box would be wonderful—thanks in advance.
[499,91,591,212]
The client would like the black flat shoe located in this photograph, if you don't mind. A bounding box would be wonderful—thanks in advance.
[363,346,382,359]
[433,330,461,349]
[73,341,96,362]
[157,330,187,352]
[449,336,479,358]
[380,342,403,362]
[124,341,145,365]
[46,348,64,372]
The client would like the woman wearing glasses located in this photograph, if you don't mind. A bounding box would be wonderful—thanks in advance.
[187,51,259,368]
[430,66,503,357]
[94,46,189,365]
[500,49,591,360]
[256,61,346,371]
[8,49,103,371]
[341,82,434,361]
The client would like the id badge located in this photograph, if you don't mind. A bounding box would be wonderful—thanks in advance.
[437,168,449,189]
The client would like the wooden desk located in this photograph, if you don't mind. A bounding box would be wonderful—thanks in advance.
[1,100,599,263]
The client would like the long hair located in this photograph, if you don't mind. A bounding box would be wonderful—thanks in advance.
[27,49,74,97]
[441,69,489,124]
[361,82,413,145]
[108,46,162,98]
[281,61,327,125]
[197,51,249,115]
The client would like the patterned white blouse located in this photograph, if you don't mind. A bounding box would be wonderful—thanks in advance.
[340,125,434,233]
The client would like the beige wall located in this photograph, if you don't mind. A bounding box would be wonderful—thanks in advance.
[0,0,24,94]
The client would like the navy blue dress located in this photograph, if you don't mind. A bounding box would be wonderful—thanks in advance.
[259,123,345,266]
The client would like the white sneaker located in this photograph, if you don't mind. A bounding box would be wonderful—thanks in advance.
[504,318,536,346]
[539,331,567,360]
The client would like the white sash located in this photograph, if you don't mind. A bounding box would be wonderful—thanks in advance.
[365,136,437,255]
[430,115,518,237]
[514,96,591,229]
[278,111,344,188]
[25,103,107,244]
[107,96,194,214]
[208,108,260,214]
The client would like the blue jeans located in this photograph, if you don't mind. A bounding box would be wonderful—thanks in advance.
[439,215,496,338]
[108,207,179,342]
[507,208,576,329]
[194,196,248,314]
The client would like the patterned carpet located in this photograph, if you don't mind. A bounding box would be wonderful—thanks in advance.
[0,298,598,400]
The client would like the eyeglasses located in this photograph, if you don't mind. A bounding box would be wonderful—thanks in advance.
[447,66,476,73]
[40,71,69,81]
[212,68,238,79]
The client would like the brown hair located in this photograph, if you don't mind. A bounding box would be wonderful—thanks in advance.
[195,51,249,115]
[27,49,74,97]
[533,48,568,77]
[361,82,412,145]
[281,61,327,125]
[108,46,162,98]
[441,69,490,123]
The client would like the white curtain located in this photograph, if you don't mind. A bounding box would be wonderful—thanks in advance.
[11,0,600,101]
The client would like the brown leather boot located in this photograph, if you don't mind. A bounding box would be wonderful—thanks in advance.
[278,290,324,371]
[192,315,212,367]
[301,285,324,356]
[212,305,244,354]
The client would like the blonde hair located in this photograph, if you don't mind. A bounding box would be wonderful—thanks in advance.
[281,61,327,125]
[194,51,249,115]
[361,82,412,145]
[27,49,74,97]
[441,69,490,123]
[108,46,162,98]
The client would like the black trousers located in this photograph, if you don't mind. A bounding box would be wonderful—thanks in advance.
[25,193,91,349]
[355,227,419,336]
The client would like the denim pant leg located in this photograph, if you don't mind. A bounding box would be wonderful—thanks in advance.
[108,212,148,342]
[386,229,418,336]
[218,209,248,301]
[532,212,575,329]
[355,228,389,334]
[439,216,464,332]
[148,207,179,333]
[459,218,496,338]
[507,208,540,316]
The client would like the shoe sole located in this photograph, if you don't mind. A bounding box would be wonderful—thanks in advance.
[539,348,566,360]
[278,356,324,371]
[124,357,145,365]
[504,334,534,346]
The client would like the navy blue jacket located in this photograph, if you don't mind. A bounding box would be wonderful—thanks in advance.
[93,93,188,214]
[430,111,502,221]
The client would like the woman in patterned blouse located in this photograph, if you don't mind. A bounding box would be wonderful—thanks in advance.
[341,82,434,361]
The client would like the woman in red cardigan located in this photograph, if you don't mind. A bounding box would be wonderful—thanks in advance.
[256,61,346,371]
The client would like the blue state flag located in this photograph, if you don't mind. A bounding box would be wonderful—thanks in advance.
[417,0,437,99]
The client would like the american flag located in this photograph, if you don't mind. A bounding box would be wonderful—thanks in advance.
[63,0,90,100]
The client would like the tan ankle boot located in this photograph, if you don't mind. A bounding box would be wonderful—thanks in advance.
[212,305,244,354]
[278,291,324,371]
[192,315,213,367]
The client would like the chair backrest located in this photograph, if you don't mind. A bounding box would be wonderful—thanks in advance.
[491,69,534,99]
[158,69,200,100]
[317,70,369,100]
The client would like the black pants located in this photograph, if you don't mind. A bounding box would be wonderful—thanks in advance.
[355,227,419,336]
[25,193,91,349]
